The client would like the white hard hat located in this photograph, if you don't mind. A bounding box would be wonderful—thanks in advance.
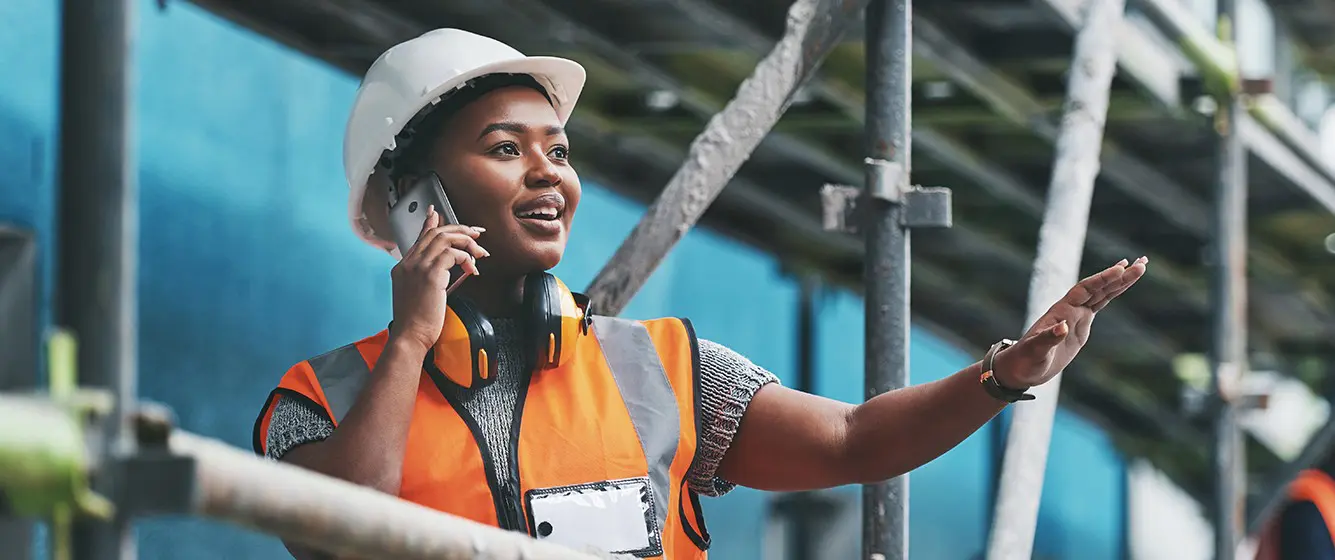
[342,28,586,257]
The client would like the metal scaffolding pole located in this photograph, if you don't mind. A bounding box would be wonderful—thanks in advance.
[1209,0,1249,555]
[56,0,139,558]
[984,0,1125,557]
[171,432,627,559]
[777,272,827,560]
[862,0,913,557]
[583,0,868,316]
[0,228,37,560]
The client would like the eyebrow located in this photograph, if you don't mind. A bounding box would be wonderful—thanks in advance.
[477,121,565,139]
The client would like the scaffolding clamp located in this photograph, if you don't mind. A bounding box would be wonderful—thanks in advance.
[866,158,909,203]
[862,158,953,229]
[902,187,954,229]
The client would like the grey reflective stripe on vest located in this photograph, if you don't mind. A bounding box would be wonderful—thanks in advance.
[590,315,681,537]
[307,344,372,424]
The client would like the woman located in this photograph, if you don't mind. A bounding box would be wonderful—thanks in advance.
[252,29,1148,559]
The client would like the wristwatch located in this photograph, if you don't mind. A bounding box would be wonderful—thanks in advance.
[980,339,1035,403]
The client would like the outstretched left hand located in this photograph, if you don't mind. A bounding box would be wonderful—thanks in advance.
[994,256,1148,389]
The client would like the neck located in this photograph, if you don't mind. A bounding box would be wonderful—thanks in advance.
[453,273,526,317]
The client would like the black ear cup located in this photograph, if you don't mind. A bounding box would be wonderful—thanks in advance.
[428,297,499,390]
[428,272,583,391]
[523,273,565,370]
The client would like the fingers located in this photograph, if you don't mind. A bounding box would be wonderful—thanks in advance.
[1032,320,1069,348]
[1012,320,1069,362]
[1067,260,1129,304]
[401,205,443,260]
[418,226,487,258]
[440,247,479,277]
[413,205,443,245]
[414,225,488,277]
[1090,256,1148,311]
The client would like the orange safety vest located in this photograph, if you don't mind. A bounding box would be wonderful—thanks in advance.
[252,316,711,559]
[1256,469,1335,560]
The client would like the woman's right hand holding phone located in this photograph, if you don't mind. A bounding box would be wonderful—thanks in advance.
[389,204,489,354]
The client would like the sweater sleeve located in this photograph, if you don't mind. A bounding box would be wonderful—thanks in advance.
[685,338,781,497]
[264,395,336,461]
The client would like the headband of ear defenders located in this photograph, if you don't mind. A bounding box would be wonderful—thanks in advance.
[430,272,590,390]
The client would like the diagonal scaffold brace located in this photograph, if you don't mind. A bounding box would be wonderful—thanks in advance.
[583,0,872,316]
[984,0,1126,557]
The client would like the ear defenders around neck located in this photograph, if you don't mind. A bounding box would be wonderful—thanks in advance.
[524,273,587,370]
[429,272,591,390]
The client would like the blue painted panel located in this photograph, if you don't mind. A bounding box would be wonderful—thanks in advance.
[815,290,996,560]
[1033,409,1127,560]
[0,0,58,363]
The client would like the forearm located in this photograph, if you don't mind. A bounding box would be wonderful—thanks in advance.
[285,335,427,494]
[841,353,1012,483]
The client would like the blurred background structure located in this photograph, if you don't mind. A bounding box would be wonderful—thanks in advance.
[4,0,1335,558]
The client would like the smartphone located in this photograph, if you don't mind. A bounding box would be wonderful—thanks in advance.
[388,173,472,293]
[388,172,460,253]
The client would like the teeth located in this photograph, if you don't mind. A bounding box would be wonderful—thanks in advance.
[519,208,559,219]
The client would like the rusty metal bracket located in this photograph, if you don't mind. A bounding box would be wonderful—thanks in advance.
[823,182,952,233]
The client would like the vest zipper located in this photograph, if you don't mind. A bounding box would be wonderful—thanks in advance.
[476,437,521,532]
[501,367,534,533]
[422,360,527,533]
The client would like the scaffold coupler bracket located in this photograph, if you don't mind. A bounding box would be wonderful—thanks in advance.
[865,157,954,230]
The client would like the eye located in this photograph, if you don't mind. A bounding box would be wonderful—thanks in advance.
[491,142,520,157]
[549,145,570,160]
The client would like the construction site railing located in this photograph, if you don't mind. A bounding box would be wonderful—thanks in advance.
[0,392,629,560]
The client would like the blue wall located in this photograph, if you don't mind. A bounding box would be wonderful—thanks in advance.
[1,1,1126,558]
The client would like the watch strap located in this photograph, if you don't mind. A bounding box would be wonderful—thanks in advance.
[980,339,1035,403]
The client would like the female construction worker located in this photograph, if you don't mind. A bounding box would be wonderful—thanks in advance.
[251,28,1148,559]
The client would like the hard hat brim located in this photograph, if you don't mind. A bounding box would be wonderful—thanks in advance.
[348,55,587,259]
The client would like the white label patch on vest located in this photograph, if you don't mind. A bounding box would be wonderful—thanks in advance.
[525,476,662,557]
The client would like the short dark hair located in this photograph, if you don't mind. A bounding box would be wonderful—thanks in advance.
[378,73,553,183]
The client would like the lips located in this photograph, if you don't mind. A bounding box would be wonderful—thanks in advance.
[513,192,566,222]
[513,192,566,236]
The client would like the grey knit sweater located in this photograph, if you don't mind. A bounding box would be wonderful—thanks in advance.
[265,318,778,497]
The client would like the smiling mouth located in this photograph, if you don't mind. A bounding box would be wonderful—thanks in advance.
[516,208,560,221]
[513,193,567,224]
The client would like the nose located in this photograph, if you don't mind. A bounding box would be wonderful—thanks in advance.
[524,154,562,189]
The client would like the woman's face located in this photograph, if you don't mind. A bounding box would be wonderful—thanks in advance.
[427,85,581,278]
